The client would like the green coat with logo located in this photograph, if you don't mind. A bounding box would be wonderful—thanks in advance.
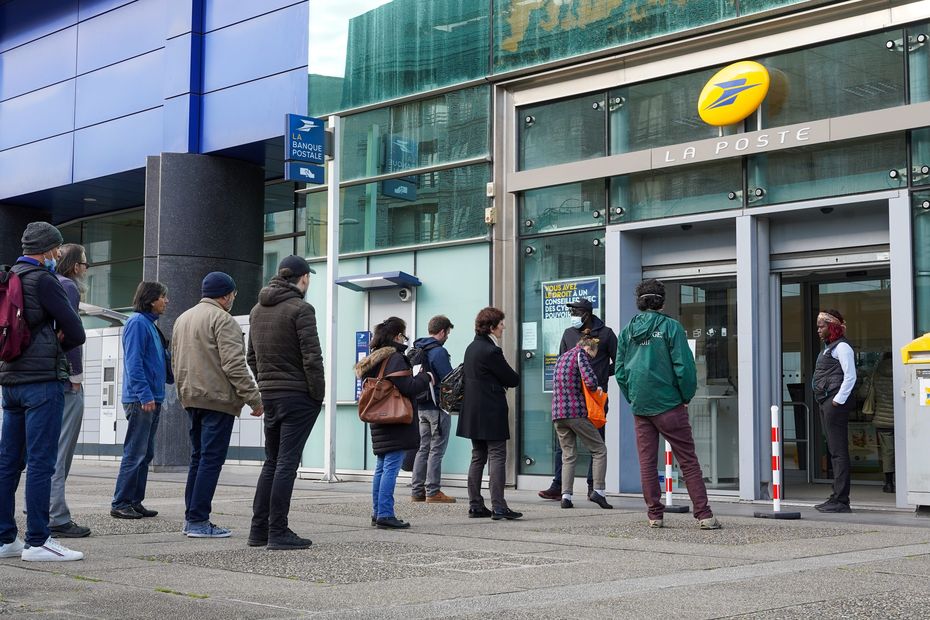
[615,311,697,416]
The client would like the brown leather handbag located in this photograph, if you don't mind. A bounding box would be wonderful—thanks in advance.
[358,357,413,424]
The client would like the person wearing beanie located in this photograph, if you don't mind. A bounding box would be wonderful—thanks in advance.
[1,222,86,562]
[170,272,263,538]
[246,255,323,550]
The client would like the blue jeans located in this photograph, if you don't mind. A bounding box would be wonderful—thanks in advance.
[184,408,235,524]
[372,450,405,519]
[112,402,161,510]
[0,381,64,546]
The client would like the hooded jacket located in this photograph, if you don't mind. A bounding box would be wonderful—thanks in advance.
[615,311,696,416]
[355,343,431,455]
[247,277,324,400]
[559,315,618,390]
[410,336,453,407]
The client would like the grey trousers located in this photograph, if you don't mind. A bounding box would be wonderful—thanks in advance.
[554,417,606,495]
[411,408,451,497]
[467,439,507,511]
[49,385,83,527]
[877,428,895,473]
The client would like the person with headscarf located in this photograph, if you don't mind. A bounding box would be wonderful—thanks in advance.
[812,308,856,513]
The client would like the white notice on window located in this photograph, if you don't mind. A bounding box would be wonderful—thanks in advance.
[522,322,538,350]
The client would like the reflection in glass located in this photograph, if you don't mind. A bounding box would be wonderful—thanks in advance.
[661,279,739,491]
[609,160,741,223]
[747,134,906,206]
[81,209,144,264]
[519,94,606,170]
[263,183,297,236]
[341,86,490,181]
[339,164,489,253]
[908,23,930,103]
[912,128,930,187]
[262,237,297,284]
[914,192,930,335]
[755,30,906,129]
[520,180,605,234]
[84,260,143,311]
[519,231,605,476]
[308,1,489,115]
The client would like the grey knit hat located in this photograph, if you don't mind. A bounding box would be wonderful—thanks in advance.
[21,222,64,255]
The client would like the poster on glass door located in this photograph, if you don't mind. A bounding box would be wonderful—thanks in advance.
[541,277,601,392]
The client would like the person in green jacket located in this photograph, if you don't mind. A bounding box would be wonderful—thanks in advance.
[615,278,721,530]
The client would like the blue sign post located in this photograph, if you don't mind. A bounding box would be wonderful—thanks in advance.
[284,114,326,184]
[355,331,371,401]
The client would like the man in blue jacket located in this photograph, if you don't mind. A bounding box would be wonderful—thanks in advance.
[0,222,86,562]
[410,315,456,503]
[110,281,172,519]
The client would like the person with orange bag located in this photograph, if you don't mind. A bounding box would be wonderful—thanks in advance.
[550,336,612,509]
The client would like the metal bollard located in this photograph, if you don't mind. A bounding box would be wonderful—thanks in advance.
[664,440,689,513]
[754,406,801,520]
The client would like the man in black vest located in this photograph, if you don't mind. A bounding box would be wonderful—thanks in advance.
[539,298,618,502]
[812,308,856,514]
[0,222,86,561]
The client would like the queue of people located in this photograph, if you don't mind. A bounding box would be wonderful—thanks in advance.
[15,219,882,562]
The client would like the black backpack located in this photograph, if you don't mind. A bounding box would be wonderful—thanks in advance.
[406,341,440,405]
[439,363,465,413]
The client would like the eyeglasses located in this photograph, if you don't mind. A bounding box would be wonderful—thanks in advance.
[77,262,89,267]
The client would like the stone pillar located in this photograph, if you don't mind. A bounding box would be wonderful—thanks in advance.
[143,153,264,469]
[0,204,50,265]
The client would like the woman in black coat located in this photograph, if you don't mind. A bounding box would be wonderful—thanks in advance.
[355,317,434,529]
[456,307,521,520]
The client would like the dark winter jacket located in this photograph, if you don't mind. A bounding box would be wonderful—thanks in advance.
[57,274,83,382]
[122,311,172,404]
[559,316,617,390]
[355,342,431,456]
[456,334,520,441]
[247,277,324,401]
[0,259,84,386]
[410,336,453,408]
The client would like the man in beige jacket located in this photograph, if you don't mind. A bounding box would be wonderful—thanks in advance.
[171,272,262,538]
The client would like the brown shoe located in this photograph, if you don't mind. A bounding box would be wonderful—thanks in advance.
[411,494,426,502]
[537,487,561,500]
[425,491,457,503]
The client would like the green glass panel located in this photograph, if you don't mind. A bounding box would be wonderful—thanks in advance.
[609,160,741,223]
[609,72,722,154]
[262,237,296,284]
[908,24,930,103]
[911,128,930,188]
[81,209,144,264]
[914,191,930,335]
[84,260,142,311]
[304,190,328,258]
[263,183,296,236]
[738,0,810,15]
[339,164,489,253]
[308,1,489,114]
[519,94,605,170]
[756,30,906,128]
[519,231,605,476]
[341,86,490,182]
[494,0,736,74]
[747,134,906,206]
[520,180,606,234]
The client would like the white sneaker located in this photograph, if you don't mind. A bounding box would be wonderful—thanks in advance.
[21,537,84,562]
[0,537,25,558]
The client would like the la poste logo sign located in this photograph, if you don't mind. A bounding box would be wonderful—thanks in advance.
[698,61,770,127]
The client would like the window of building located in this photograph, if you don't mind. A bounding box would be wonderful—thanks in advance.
[519,94,606,170]
[913,191,930,335]
[520,180,606,234]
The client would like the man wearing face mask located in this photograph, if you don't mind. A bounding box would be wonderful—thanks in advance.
[171,272,263,538]
[1,222,86,562]
[538,298,617,502]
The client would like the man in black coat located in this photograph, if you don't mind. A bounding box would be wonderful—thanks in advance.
[246,255,324,550]
[539,298,618,502]
[456,307,521,520]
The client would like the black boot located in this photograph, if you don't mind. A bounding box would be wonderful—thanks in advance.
[883,472,895,493]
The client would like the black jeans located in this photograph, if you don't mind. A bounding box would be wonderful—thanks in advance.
[251,394,321,538]
[820,398,852,505]
[467,439,507,512]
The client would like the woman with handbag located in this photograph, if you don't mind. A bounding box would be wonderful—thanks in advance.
[550,337,612,509]
[355,317,434,529]
[456,307,522,520]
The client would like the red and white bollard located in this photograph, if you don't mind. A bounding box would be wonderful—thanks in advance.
[664,440,689,513]
[754,405,801,520]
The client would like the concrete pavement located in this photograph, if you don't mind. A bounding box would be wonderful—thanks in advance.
[2,461,929,619]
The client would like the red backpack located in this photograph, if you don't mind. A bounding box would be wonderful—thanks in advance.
[0,265,32,362]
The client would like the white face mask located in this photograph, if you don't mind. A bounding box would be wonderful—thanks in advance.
[570,316,583,329]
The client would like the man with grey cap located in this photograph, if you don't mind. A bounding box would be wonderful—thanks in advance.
[171,272,263,538]
[0,222,86,562]
[246,255,324,550]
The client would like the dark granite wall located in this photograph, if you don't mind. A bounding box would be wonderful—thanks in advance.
[0,204,50,265]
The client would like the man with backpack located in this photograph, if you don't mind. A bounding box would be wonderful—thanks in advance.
[0,222,86,562]
[410,315,456,503]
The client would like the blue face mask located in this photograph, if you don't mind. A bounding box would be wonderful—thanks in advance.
[570,316,583,329]
[44,258,57,272]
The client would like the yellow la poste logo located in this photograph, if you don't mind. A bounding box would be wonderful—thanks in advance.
[698,61,770,127]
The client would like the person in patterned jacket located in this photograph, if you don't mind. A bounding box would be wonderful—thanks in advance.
[550,336,612,510]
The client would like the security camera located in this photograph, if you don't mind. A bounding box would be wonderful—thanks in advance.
[398,287,413,302]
